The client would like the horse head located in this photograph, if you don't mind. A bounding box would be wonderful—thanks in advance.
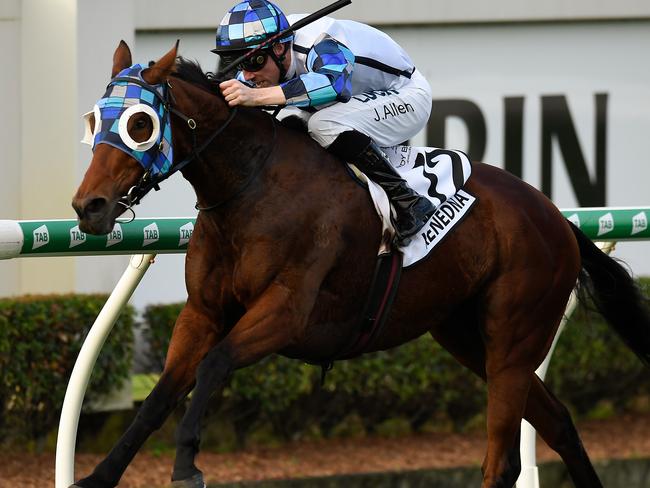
[74,40,279,235]
[72,41,180,234]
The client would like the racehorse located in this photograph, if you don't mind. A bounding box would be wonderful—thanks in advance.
[70,41,650,488]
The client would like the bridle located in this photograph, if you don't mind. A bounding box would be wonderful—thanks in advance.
[114,76,239,215]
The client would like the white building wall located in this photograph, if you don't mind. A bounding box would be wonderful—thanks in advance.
[20,0,81,294]
[134,0,650,29]
[0,1,22,296]
[0,0,135,298]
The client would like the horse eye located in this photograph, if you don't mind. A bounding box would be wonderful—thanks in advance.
[127,115,154,143]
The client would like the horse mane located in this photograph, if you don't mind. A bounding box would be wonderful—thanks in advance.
[172,57,227,98]
[172,57,309,135]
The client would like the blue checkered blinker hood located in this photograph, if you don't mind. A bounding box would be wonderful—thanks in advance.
[82,64,174,177]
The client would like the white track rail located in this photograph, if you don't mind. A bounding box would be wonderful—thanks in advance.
[54,254,155,488]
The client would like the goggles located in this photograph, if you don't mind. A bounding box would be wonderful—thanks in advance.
[221,50,269,73]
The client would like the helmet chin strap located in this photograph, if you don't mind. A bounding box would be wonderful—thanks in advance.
[268,42,291,82]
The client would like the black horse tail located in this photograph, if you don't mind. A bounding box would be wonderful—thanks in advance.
[569,221,650,368]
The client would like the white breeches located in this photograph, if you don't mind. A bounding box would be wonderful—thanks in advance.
[278,69,432,149]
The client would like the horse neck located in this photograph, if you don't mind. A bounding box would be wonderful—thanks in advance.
[171,82,274,214]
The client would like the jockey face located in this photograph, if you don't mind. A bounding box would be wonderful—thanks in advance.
[241,43,290,88]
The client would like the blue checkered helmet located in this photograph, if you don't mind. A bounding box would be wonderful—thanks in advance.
[213,0,293,53]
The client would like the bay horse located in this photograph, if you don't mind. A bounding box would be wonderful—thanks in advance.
[71,41,650,488]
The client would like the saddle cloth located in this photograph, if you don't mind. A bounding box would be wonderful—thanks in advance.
[350,145,477,267]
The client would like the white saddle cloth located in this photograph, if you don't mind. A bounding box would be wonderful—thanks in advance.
[351,145,477,267]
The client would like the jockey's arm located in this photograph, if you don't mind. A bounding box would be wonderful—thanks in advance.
[220,35,354,109]
[280,34,354,108]
[220,81,286,106]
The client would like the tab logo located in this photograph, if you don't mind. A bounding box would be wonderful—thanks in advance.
[143,223,160,247]
[69,225,86,248]
[632,211,648,235]
[106,224,123,247]
[32,225,49,250]
[179,222,194,247]
[567,213,580,228]
[597,213,614,236]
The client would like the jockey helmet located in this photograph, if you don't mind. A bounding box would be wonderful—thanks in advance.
[213,0,293,53]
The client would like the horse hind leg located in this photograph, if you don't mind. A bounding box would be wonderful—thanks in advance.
[481,351,533,487]
[432,268,599,488]
[431,312,602,488]
[524,376,602,488]
[429,304,526,487]
[482,374,601,488]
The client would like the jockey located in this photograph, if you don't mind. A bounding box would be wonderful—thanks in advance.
[213,0,434,244]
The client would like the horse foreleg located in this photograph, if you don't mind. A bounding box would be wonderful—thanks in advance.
[170,342,234,486]
[72,305,218,488]
[171,283,304,486]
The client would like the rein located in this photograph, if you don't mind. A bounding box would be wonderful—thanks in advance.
[195,112,277,211]
[116,77,239,211]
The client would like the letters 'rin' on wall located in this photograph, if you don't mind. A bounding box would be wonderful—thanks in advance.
[428,94,608,207]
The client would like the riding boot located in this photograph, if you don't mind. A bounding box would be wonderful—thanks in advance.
[328,131,435,245]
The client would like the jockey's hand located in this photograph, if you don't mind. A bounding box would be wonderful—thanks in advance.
[219,79,286,107]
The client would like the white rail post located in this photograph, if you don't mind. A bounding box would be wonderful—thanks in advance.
[516,241,616,488]
[55,253,156,488]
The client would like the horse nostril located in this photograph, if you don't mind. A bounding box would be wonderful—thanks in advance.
[85,197,108,216]
[72,201,84,220]
[72,196,109,221]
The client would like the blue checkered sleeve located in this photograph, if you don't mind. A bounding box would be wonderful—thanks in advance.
[281,34,355,108]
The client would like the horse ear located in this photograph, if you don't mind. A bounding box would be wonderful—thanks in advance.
[112,40,133,78]
[142,40,179,85]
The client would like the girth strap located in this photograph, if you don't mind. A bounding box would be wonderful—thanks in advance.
[338,250,403,359]
[310,250,403,384]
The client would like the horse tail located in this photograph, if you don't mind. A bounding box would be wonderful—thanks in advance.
[569,221,650,368]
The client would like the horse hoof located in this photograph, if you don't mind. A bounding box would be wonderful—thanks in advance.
[171,473,205,488]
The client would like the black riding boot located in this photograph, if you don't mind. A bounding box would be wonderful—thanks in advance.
[328,131,435,245]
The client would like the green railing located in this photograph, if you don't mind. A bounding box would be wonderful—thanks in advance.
[562,207,650,240]
[1,206,648,261]
[0,217,194,259]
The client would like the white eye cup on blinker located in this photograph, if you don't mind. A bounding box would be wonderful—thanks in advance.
[81,105,102,146]
[118,104,161,152]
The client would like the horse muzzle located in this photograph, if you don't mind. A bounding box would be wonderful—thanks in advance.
[72,195,119,235]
